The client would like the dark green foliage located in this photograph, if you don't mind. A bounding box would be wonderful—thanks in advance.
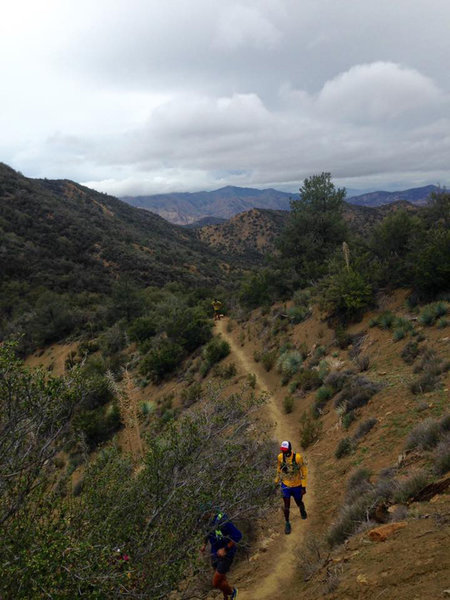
[295,368,322,391]
[412,227,450,297]
[287,304,311,324]
[180,382,203,408]
[321,267,373,321]
[128,315,158,343]
[401,340,421,364]
[99,323,127,356]
[203,337,230,366]
[1,383,273,598]
[419,302,448,326]
[313,385,334,417]
[239,267,294,309]
[342,410,356,430]
[299,409,323,449]
[283,395,294,414]
[0,165,226,350]
[334,325,352,349]
[73,404,122,450]
[278,173,347,282]
[140,339,184,383]
[200,337,230,376]
[369,210,422,287]
[335,437,353,458]
[261,349,278,372]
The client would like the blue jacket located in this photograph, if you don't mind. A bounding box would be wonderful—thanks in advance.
[207,513,242,558]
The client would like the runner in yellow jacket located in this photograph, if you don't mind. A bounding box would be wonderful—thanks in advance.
[275,440,308,534]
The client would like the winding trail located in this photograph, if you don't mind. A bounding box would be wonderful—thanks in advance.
[215,319,316,600]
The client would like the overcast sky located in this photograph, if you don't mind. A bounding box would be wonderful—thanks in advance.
[1,0,449,196]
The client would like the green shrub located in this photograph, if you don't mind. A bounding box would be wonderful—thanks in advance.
[141,401,154,416]
[437,317,449,329]
[342,410,356,430]
[335,437,353,459]
[246,373,257,389]
[99,324,127,356]
[73,403,122,450]
[287,305,311,324]
[213,362,237,379]
[316,385,334,402]
[335,326,352,349]
[128,316,157,343]
[296,368,321,391]
[203,337,230,366]
[180,383,203,408]
[419,302,448,326]
[313,385,334,417]
[393,327,407,342]
[300,410,323,449]
[277,350,303,379]
[378,311,395,329]
[261,349,277,372]
[401,341,421,364]
[283,395,294,414]
[321,267,373,321]
[140,339,184,383]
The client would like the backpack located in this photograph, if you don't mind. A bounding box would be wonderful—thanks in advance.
[281,451,301,474]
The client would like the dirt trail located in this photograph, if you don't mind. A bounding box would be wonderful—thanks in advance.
[215,319,316,600]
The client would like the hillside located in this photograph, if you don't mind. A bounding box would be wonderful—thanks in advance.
[196,201,419,259]
[213,295,449,600]
[0,163,226,294]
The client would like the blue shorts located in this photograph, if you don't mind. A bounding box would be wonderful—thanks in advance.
[281,484,303,501]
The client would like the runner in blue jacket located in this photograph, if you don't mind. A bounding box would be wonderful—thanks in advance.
[200,511,241,599]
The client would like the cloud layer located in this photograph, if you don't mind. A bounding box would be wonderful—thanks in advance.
[1,1,449,194]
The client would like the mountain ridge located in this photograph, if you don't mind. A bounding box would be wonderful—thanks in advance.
[121,184,439,225]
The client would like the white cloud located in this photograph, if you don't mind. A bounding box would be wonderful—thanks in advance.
[317,62,443,122]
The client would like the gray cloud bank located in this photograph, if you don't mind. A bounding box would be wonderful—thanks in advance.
[1,0,449,195]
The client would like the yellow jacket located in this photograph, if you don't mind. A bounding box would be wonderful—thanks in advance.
[275,451,307,488]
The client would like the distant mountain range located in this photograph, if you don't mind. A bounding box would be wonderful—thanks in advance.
[347,185,439,208]
[122,186,293,225]
[121,185,439,225]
